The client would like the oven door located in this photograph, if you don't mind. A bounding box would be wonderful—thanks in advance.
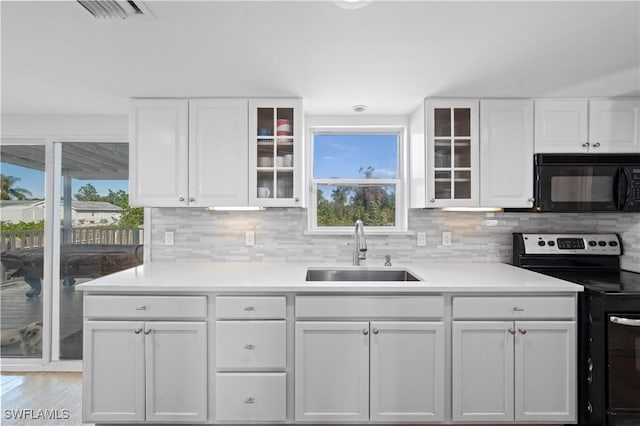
[608,314,640,416]
[536,164,620,212]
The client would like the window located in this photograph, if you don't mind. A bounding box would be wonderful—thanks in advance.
[309,128,406,232]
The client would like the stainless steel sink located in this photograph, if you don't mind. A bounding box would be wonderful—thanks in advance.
[305,268,420,282]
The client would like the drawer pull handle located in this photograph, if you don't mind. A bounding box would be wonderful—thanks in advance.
[136,306,147,311]
[513,307,524,312]
[244,397,255,404]
[244,306,255,311]
[518,328,527,335]
[508,328,516,335]
[144,329,152,335]
[244,344,255,350]
[134,328,143,334]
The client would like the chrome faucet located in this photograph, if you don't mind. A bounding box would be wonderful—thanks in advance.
[353,219,367,266]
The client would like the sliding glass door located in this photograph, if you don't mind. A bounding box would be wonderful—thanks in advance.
[1,140,143,364]
[1,144,47,359]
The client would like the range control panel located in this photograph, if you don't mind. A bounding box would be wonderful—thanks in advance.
[520,233,621,255]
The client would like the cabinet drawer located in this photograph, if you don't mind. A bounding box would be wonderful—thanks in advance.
[295,296,444,319]
[216,373,286,422]
[216,321,286,369]
[216,296,286,319]
[452,296,575,319]
[84,295,207,319]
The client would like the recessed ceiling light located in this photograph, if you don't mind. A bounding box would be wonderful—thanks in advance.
[334,0,373,10]
[352,104,368,112]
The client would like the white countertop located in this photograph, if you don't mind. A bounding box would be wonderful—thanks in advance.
[76,262,583,293]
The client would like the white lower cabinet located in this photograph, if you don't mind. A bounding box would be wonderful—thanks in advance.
[83,320,207,423]
[215,296,288,422]
[295,321,445,423]
[452,320,576,423]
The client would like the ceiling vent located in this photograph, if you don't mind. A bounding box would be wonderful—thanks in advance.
[77,0,154,20]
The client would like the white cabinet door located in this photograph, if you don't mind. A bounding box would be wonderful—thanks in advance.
[130,99,189,207]
[452,321,514,422]
[83,321,145,422]
[589,100,640,153]
[370,321,445,422]
[145,321,207,422]
[425,98,479,207]
[249,99,304,207]
[534,100,588,153]
[295,321,369,422]
[514,321,576,422]
[189,99,249,206]
[480,99,534,207]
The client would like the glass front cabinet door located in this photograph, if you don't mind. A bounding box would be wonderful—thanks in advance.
[426,99,479,207]
[249,99,303,207]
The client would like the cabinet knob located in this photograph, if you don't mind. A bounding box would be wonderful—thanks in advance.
[592,142,600,148]
[362,329,369,335]
[144,329,152,335]
[508,328,516,335]
[518,328,527,335]
[179,197,185,202]
[430,198,436,203]
[582,142,590,148]
[244,397,255,404]
[134,328,143,334]
[372,328,379,335]
[189,197,195,202]
[527,198,535,203]
[295,197,300,203]
[244,344,255,350]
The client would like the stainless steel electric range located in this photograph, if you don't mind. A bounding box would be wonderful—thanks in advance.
[512,233,640,426]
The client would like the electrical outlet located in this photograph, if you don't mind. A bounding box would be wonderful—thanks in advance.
[442,231,452,247]
[245,231,255,247]
[164,231,174,246]
[417,231,427,247]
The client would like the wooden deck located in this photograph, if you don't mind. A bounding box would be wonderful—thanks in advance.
[1,278,84,359]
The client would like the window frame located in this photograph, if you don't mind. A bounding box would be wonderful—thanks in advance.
[306,124,407,234]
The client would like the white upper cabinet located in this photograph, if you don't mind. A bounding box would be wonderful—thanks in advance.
[188,99,248,207]
[589,99,640,153]
[535,99,640,153]
[534,100,588,153]
[249,99,304,207]
[425,98,480,207]
[130,98,248,207]
[480,99,534,208]
[130,99,189,207]
[130,98,303,208]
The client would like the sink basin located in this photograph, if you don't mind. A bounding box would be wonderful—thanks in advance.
[305,268,420,282]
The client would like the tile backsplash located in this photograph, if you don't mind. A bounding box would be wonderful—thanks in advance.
[150,208,640,272]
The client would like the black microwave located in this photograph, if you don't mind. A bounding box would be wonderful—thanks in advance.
[534,153,640,212]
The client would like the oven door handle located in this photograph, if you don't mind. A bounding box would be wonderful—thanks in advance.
[610,316,640,327]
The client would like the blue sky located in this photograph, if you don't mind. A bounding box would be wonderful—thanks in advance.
[313,134,398,179]
[1,162,128,200]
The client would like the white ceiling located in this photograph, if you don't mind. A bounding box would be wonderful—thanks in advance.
[1,0,639,116]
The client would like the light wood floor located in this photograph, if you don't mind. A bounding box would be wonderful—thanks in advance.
[0,372,91,425]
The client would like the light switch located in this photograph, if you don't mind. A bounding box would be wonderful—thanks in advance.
[417,232,427,247]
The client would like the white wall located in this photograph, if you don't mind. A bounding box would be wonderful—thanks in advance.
[1,114,127,141]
